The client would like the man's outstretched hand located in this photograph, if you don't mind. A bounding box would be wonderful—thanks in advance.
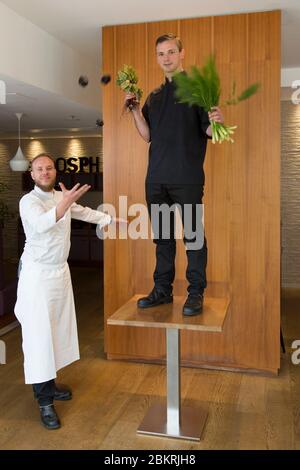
[111,217,128,225]
[59,182,91,203]
[56,182,91,221]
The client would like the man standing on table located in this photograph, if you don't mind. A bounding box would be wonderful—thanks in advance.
[15,153,122,430]
[125,34,224,316]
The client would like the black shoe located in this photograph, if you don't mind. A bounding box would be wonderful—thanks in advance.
[54,384,72,401]
[39,404,61,430]
[137,288,173,309]
[182,294,203,316]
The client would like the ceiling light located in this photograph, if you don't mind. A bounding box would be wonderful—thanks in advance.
[9,113,29,171]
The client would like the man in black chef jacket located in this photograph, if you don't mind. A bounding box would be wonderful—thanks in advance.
[125,33,224,315]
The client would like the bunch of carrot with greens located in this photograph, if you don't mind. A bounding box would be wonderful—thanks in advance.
[174,56,260,144]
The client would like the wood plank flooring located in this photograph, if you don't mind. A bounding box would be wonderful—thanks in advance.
[0,267,299,450]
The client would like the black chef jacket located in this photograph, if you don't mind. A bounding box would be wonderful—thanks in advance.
[142,76,211,185]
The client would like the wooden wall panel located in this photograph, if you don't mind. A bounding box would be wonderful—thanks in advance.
[246,11,281,369]
[103,11,281,374]
[103,26,117,352]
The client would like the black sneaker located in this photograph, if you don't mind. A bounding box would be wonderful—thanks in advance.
[182,294,203,316]
[137,288,173,308]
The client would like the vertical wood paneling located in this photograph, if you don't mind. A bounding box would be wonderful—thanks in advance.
[103,26,119,351]
[180,17,212,68]
[247,11,281,369]
[103,11,281,374]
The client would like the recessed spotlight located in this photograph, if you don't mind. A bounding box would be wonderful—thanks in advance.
[96,119,104,127]
[78,76,89,87]
[101,75,111,85]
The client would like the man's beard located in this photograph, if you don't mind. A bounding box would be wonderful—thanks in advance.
[35,180,56,192]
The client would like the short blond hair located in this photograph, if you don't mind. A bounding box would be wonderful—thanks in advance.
[31,153,55,168]
[155,34,183,52]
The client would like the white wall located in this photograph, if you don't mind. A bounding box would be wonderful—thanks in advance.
[0,2,101,110]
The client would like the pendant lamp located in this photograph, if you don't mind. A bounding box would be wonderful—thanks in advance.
[9,113,29,171]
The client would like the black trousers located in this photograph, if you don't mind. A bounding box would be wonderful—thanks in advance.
[32,379,56,406]
[145,183,207,296]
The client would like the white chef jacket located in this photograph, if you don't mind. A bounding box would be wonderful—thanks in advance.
[15,185,111,384]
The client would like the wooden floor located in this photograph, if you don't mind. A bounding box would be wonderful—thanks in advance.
[0,267,299,450]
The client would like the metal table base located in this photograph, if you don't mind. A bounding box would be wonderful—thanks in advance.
[137,328,208,441]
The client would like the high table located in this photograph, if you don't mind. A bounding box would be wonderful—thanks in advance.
[108,295,229,441]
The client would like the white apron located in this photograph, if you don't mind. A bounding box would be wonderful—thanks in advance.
[15,185,111,384]
[15,259,79,384]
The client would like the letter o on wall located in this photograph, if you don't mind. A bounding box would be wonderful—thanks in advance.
[55,158,67,172]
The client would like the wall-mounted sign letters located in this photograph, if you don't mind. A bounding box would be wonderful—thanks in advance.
[55,156,100,173]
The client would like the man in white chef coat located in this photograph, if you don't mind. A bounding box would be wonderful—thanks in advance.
[15,153,119,430]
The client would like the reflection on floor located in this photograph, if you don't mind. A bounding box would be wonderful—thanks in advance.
[0,267,299,450]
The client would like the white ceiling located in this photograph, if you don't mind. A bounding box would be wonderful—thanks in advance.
[1,0,300,67]
[0,0,299,132]
[0,74,102,133]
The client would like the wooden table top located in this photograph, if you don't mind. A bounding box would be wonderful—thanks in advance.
[107,295,230,332]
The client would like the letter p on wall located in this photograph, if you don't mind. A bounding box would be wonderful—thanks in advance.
[0,340,6,364]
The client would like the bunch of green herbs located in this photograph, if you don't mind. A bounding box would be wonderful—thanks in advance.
[174,56,259,144]
[116,65,143,103]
